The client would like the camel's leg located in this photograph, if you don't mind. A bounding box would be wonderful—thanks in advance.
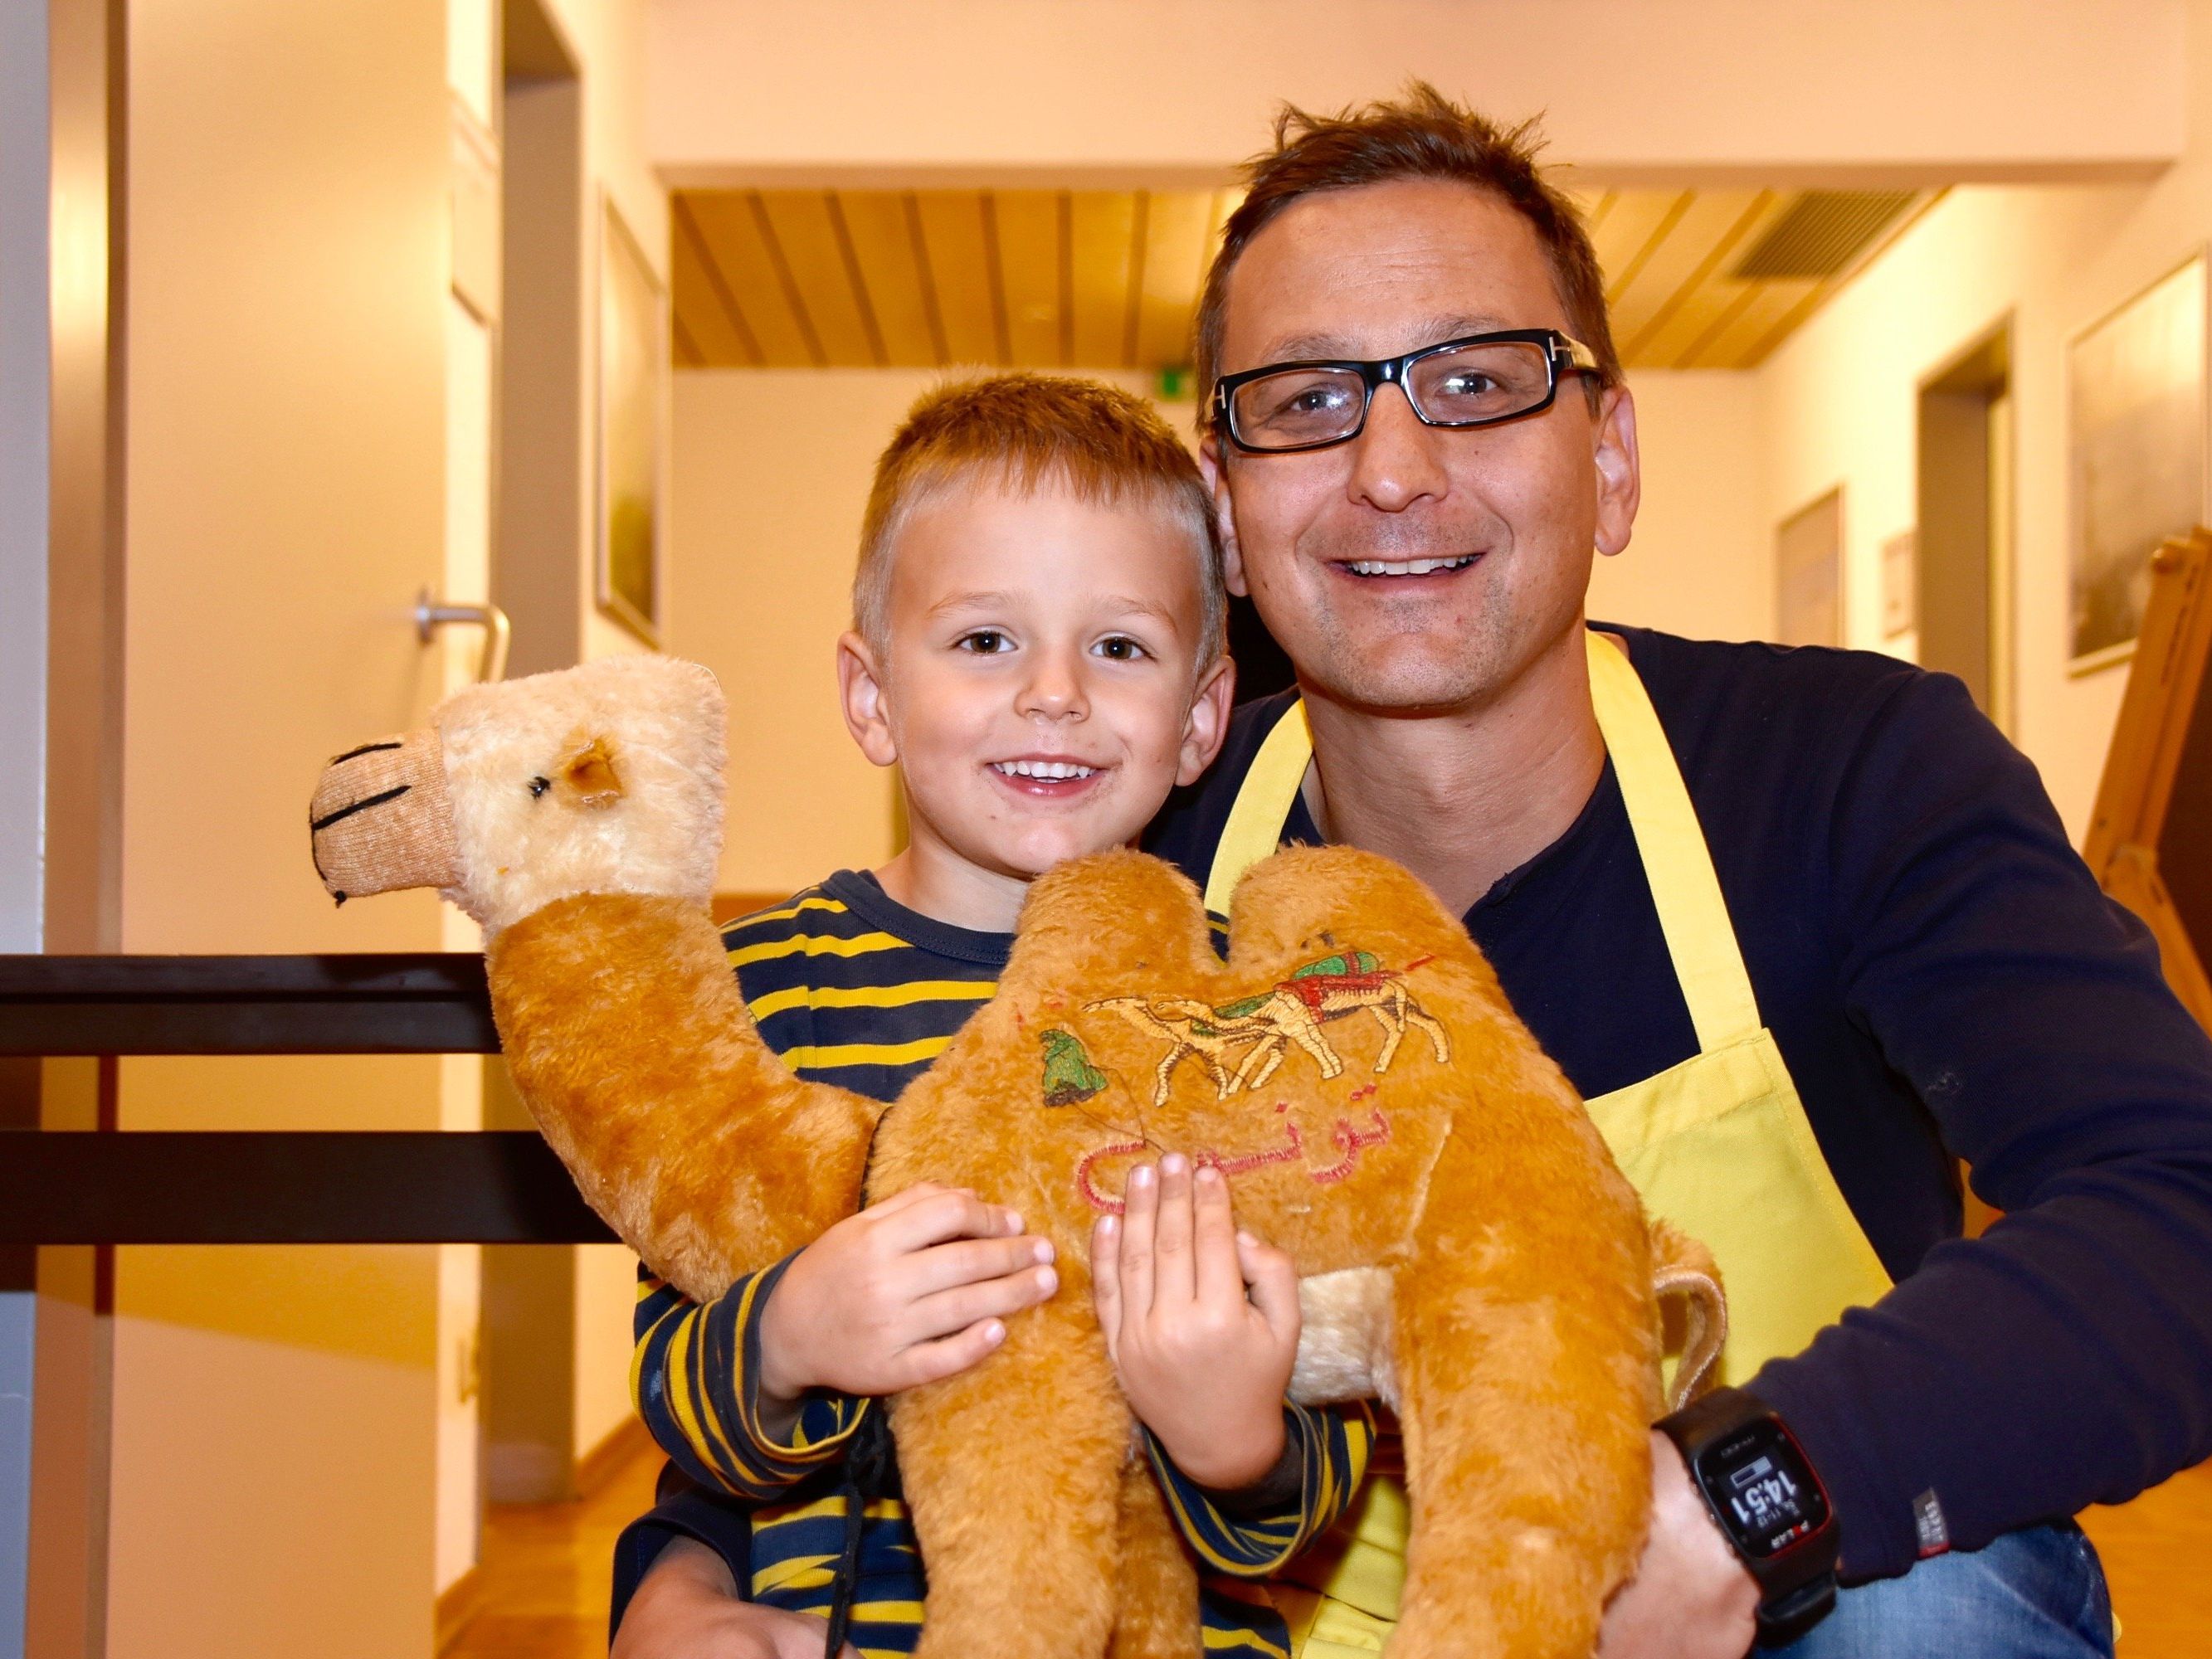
[1386,1122,1656,1659]
[1279,1010,1344,1080]
[1106,1458,1201,1659]
[1152,1046,1186,1107]
[1368,999,1406,1073]
[895,1293,1134,1659]
[1234,1036,1286,1092]
[1405,1005,1452,1064]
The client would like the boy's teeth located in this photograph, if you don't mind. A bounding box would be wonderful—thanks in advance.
[1345,554,1478,577]
[994,760,1098,780]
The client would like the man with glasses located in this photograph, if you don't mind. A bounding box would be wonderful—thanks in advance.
[1141,84,2212,1658]
[615,86,2212,1659]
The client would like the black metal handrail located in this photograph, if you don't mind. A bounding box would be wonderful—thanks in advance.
[0,954,616,1246]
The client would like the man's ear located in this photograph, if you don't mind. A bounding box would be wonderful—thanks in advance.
[1198,433,1250,597]
[1177,653,1238,786]
[836,630,900,769]
[1592,382,1641,559]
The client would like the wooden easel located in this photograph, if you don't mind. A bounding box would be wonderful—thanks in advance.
[2084,527,2212,1034]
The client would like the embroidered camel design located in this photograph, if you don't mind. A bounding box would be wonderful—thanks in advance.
[1089,950,1453,1104]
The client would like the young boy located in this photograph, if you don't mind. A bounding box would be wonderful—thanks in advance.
[611,376,1374,1659]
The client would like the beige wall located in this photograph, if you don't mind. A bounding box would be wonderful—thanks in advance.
[650,0,2184,187]
[99,0,667,1647]
[111,1,453,1656]
[1591,371,1769,641]
[669,366,1766,896]
[1753,0,2212,839]
[527,0,666,1467]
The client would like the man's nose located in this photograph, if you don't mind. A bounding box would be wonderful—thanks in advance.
[1347,382,1450,513]
[1016,646,1089,719]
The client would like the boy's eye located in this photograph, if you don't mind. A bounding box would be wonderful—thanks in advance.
[956,630,1011,654]
[1094,635,1148,662]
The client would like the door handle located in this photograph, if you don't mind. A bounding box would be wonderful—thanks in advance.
[415,589,511,684]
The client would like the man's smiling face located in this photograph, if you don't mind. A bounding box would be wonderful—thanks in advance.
[1206,178,1640,716]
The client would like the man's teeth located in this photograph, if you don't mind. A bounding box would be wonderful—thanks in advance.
[1345,554,1479,577]
[993,760,1098,780]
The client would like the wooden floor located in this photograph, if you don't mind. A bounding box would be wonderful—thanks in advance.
[2083,1458,2212,1655]
[447,1437,2212,1657]
[446,1443,661,1659]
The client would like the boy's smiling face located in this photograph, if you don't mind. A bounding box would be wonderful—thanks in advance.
[839,475,1233,929]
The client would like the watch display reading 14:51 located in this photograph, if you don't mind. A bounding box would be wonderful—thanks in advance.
[1658,1386,1842,1646]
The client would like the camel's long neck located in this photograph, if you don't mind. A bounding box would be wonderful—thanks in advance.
[486,890,880,1301]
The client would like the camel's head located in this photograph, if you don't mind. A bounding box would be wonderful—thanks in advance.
[309,655,726,933]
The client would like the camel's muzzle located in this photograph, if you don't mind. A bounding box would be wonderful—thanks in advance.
[309,727,464,904]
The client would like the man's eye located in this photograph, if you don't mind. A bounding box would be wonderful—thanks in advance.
[956,630,1010,654]
[1094,635,1148,662]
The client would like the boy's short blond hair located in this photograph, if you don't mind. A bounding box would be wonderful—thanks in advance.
[854,373,1225,669]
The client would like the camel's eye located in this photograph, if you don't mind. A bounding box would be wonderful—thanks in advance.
[528,776,551,799]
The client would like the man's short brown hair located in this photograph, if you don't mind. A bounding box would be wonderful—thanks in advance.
[855,372,1225,668]
[1194,83,1620,407]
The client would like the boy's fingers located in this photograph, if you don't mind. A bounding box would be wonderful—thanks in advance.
[1119,1162,1159,1314]
[1090,1215,1123,1352]
[1191,1164,1241,1306]
[908,1262,1058,1341]
[860,1181,954,1220]
[1237,1230,1301,1346]
[877,1188,1017,1252]
[1150,1154,1196,1306]
[894,1317,1008,1390]
[904,1233,1055,1297]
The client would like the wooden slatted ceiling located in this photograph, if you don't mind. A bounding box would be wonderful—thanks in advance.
[671,187,1931,374]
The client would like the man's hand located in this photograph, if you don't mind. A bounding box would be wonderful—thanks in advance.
[755,1182,1058,1438]
[612,1539,858,1659]
[1597,1433,1760,1658]
[1090,1153,1299,1491]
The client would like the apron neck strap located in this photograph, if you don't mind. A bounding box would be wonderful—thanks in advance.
[1202,698,1315,919]
[1583,631,1762,1050]
[1202,635,1763,1053]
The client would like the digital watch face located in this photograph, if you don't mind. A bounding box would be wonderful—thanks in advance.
[1696,1420,1831,1560]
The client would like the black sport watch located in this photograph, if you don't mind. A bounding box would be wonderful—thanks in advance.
[1657,1387,1839,1646]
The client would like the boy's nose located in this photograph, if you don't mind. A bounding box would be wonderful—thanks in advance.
[1016,650,1089,719]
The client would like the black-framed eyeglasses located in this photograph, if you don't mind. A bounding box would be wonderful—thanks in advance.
[1209,328,1602,454]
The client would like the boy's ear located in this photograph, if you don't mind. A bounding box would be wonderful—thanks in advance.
[1198,433,1250,598]
[1177,653,1237,786]
[836,630,901,769]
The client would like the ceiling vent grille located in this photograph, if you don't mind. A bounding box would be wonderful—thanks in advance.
[1728,190,1917,281]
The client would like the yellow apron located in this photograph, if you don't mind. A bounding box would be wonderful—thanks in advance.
[1203,632,1895,1657]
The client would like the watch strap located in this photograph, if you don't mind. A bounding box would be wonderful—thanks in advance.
[1657,1387,1839,1643]
[1753,1575,1837,1647]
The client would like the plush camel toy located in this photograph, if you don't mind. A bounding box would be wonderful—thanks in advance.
[308,655,1724,1659]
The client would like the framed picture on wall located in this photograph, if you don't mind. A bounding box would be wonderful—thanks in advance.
[596,193,665,646]
[2067,254,2208,674]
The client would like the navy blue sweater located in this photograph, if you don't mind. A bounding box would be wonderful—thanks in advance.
[1144,625,2212,1582]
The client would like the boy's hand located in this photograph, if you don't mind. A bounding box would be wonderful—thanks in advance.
[614,1540,859,1659]
[1090,1153,1299,1491]
[756,1182,1057,1432]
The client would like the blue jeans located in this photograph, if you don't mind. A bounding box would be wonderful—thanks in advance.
[1774,1524,2113,1659]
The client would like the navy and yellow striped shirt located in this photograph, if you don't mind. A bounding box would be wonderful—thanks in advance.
[629,870,1373,1657]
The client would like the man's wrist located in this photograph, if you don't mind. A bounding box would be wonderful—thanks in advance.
[1656,1388,1840,1646]
[641,1535,739,1600]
